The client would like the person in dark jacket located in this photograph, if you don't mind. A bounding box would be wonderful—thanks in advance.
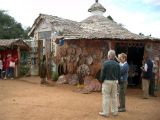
[99,50,120,117]
[40,55,47,84]
[149,60,158,97]
[141,54,153,99]
[118,53,129,112]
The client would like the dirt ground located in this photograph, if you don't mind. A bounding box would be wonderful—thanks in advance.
[0,76,160,120]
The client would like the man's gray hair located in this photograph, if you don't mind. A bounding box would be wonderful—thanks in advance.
[108,50,116,59]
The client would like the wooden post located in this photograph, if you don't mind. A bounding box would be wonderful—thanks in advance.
[16,47,20,77]
[108,41,112,50]
[38,40,43,75]
[45,39,51,80]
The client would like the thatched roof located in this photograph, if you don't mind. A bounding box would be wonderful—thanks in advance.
[28,14,159,41]
[80,15,156,40]
[28,14,83,39]
[0,39,30,50]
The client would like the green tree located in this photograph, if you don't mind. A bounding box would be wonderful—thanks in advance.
[107,15,114,21]
[23,27,31,39]
[0,10,30,39]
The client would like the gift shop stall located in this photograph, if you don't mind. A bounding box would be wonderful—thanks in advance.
[0,39,30,77]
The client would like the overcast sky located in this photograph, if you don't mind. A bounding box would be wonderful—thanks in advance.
[0,0,160,38]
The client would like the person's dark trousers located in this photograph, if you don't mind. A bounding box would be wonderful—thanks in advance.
[6,67,14,78]
[119,81,127,112]
[149,73,156,96]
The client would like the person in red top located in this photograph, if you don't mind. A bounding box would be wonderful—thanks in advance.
[6,54,17,79]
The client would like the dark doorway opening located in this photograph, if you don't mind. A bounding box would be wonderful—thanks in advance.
[127,46,144,87]
[115,42,144,87]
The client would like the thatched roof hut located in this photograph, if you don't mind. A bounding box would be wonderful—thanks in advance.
[28,1,159,42]
[0,39,30,77]
[28,1,160,88]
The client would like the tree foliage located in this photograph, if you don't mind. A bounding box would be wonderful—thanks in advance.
[0,10,30,39]
[107,15,114,21]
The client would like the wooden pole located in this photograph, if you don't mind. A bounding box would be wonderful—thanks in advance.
[108,41,112,50]
[17,47,20,77]
[38,40,43,75]
[45,39,51,80]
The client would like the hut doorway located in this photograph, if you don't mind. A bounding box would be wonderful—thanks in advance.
[115,42,144,87]
[127,46,144,87]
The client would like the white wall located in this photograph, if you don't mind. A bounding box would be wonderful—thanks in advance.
[35,19,52,33]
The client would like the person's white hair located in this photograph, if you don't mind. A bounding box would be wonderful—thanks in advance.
[108,50,116,60]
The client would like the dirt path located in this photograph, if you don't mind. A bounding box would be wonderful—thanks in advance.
[0,76,160,120]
